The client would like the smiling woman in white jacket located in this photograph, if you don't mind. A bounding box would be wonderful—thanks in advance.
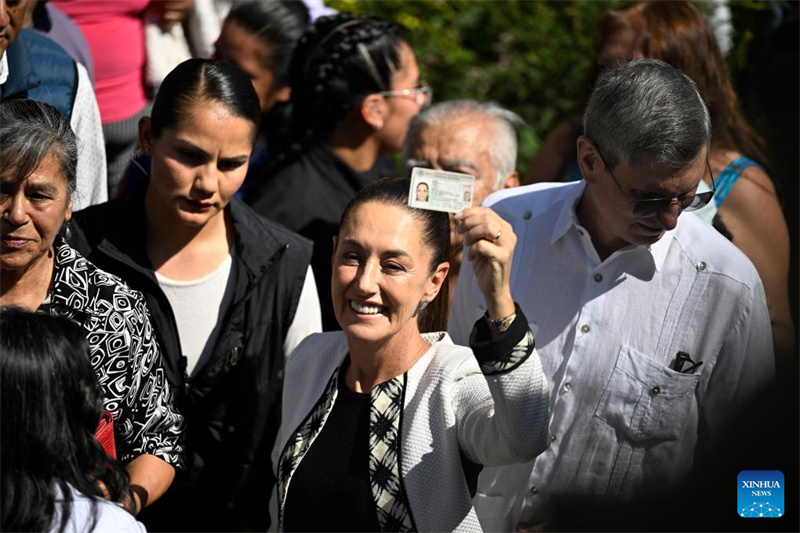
[269,177,550,532]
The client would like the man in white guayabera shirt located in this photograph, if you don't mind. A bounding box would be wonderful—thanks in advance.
[448,59,775,531]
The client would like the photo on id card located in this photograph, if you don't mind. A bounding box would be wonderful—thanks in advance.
[408,167,475,214]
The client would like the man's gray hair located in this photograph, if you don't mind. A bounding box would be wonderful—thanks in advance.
[584,58,711,170]
[403,100,525,189]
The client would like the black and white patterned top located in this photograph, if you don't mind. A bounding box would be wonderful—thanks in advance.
[39,236,185,467]
[272,308,548,532]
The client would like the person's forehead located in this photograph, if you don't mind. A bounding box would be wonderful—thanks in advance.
[343,201,427,245]
[623,150,708,194]
[218,22,272,67]
[2,154,67,190]
[394,42,418,80]
[416,114,494,157]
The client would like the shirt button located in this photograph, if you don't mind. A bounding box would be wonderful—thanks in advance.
[529,485,539,495]
[696,261,707,272]
[580,324,590,334]
[651,385,661,395]
[594,273,603,282]
[551,434,557,442]
[577,229,584,236]
[524,210,532,220]
[563,382,571,392]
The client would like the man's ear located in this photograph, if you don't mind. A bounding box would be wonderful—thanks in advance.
[331,235,339,267]
[425,262,450,302]
[138,117,154,156]
[576,135,603,185]
[360,93,387,130]
[501,170,520,189]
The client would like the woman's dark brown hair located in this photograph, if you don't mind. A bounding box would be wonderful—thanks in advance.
[630,1,768,164]
[339,177,450,333]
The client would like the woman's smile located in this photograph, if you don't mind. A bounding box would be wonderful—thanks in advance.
[349,299,388,317]
[333,202,441,346]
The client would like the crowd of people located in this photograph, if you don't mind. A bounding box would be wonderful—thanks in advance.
[0,1,793,532]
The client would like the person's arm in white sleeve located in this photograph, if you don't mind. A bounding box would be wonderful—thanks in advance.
[70,63,108,210]
[451,205,549,464]
[283,266,322,360]
[449,212,495,346]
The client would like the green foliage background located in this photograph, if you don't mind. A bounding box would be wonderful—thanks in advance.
[328,0,773,175]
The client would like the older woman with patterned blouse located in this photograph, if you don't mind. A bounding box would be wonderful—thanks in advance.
[269,177,550,531]
[0,98,183,512]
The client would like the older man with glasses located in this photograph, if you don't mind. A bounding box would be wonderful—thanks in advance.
[448,59,774,531]
[402,99,523,324]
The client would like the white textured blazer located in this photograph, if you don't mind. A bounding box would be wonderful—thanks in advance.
[270,324,550,532]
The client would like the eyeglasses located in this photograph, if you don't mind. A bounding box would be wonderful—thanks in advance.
[596,148,715,218]
[379,84,433,107]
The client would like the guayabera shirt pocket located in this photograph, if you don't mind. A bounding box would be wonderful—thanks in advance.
[595,344,700,442]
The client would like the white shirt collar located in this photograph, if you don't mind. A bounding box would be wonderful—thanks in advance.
[549,179,673,272]
[0,53,9,87]
[550,180,587,244]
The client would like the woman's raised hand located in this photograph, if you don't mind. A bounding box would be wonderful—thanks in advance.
[454,207,516,320]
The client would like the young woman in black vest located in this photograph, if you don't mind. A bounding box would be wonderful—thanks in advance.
[71,58,321,531]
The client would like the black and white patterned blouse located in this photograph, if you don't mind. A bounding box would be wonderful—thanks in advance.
[39,236,185,467]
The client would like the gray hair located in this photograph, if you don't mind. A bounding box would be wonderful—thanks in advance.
[403,99,524,189]
[583,58,711,170]
[0,99,78,195]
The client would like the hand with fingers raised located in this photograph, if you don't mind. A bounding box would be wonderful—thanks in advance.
[454,207,517,321]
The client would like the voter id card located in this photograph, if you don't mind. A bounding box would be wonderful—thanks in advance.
[408,167,475,214]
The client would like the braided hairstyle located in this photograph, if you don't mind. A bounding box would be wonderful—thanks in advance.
[271,13,406,169]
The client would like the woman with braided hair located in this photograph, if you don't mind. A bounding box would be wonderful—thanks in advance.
[246,13,431,331]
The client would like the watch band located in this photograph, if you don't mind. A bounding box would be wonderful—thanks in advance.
[484,311,517,333]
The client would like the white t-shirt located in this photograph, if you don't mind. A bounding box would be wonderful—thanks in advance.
[157,254,321,375]
[157,253,236,376]
[51,484,146,533]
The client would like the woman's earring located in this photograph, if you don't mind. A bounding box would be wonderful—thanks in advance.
[131,153,151,179]
[417,300,430,313]
[375,120,384,130]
